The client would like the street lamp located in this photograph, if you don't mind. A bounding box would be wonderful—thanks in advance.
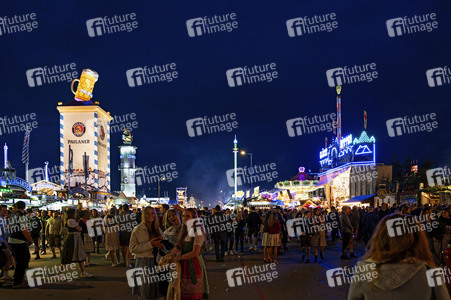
[240,150,253,193]
[158,176,166,204]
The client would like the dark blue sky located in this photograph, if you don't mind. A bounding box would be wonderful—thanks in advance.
[1,0,450,204]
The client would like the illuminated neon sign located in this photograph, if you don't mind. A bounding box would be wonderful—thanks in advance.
[355,145,373,155]
[338,146,353,157]
[340,134,352,149]
[320,157,332,167]
[353,131,375,144]
[319,130,376,169]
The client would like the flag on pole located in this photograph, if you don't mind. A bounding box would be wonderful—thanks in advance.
[21,126,30,164]
[364,110,367,129]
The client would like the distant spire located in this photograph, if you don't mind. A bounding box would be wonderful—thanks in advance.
[45,161,49,181]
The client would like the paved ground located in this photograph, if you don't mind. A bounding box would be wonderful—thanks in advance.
[0,239,366,300]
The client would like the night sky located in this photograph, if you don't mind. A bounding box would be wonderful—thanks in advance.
[1,0,450,204]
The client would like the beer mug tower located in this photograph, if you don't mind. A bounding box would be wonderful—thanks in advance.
[57,68,113,200]
[71,69,99,102]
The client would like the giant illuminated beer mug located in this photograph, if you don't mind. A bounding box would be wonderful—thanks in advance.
[71,69,99,101]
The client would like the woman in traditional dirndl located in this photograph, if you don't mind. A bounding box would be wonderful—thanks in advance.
[104,207,121,266]
[173,208,209,300]
[78,210,94,266]
[129,206,166,300]
[310,208,327,263]
[264,211,281,264]
[61,208,92,277]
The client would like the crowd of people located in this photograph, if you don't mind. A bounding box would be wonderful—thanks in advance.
[1,200,451,299]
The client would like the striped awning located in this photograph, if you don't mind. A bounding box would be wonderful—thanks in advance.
[316,167,350,186]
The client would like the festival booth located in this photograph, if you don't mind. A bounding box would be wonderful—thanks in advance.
[299,199,317,208]
[275,167,325,207]
[113,191,137,206]
[247,196,281,209]
[37,200,78,211]
[341,194,375,207]
[30,180,61,203]
[224,197,244,209]
[317,131,377,209]
[415,186,451,206]
[0,155,32,203]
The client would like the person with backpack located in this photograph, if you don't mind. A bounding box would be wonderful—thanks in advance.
[8,201,34,288]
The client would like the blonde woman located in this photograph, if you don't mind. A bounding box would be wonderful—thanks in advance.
[163,209,182,248]
[129,206,165,300]
[348,214,450,300]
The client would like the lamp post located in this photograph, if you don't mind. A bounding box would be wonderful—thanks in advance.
[158,176,166,204]
[240,150,253,194]
[233,136,238,198]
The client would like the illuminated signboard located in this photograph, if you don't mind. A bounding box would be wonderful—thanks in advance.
[340,134,352,149]
[338,146,353,158]
[355,145,373,155]
[319,131,376,169]
[0,177,32,192]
